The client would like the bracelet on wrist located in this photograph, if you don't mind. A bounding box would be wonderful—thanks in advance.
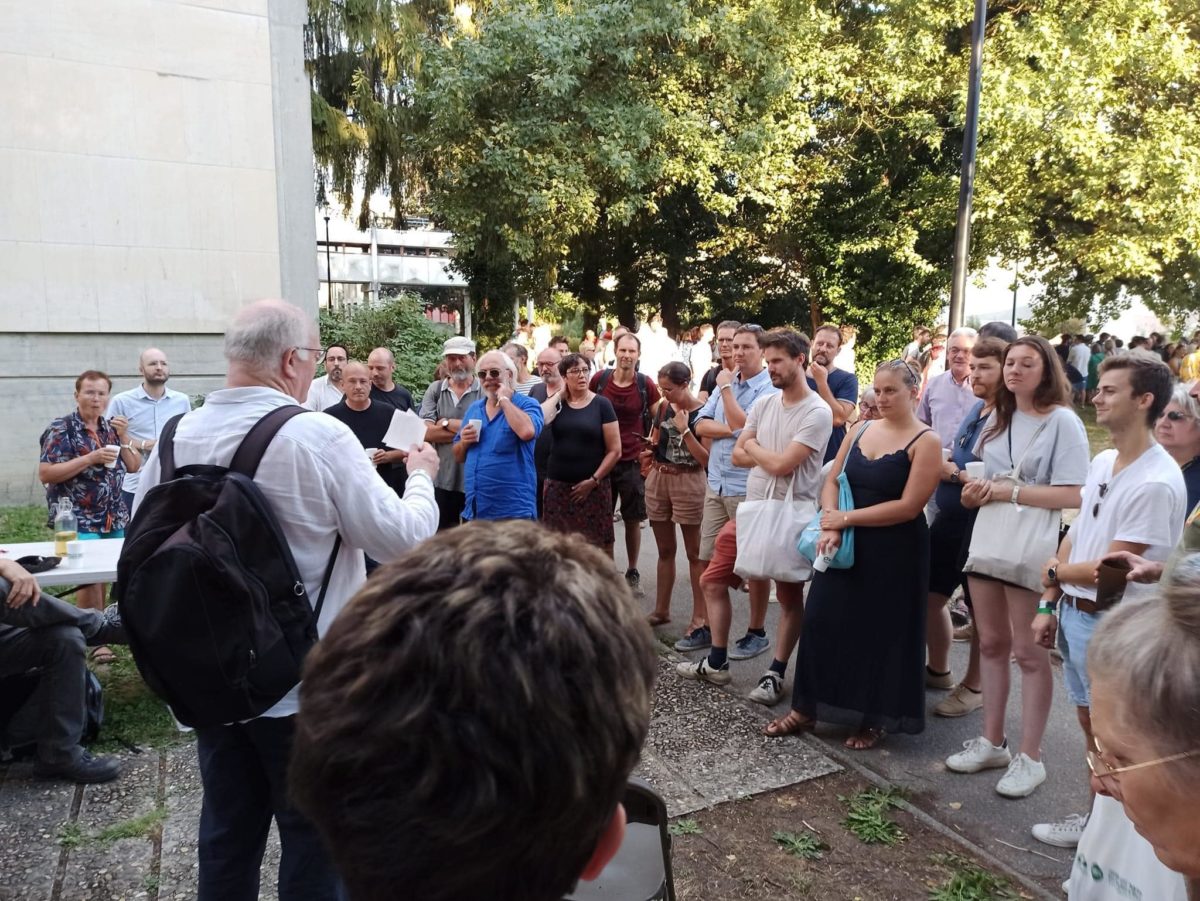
[1037,604,1056,615]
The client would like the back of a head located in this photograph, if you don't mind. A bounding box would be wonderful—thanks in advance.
[291,521,658,901]
[224,300,311,373]
[1088,553,1200,787]
[977,321,1018,344]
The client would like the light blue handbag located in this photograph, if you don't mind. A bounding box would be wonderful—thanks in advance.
[796,424,868,570]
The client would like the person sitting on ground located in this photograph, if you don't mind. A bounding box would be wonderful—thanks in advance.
[454,351,543,521]
[39,369,141,665]
[0,559,124,783]
[1154,383,1200,517]
[289,520,657,901]
[1073,553,1200,899]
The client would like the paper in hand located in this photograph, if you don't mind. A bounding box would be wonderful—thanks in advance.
[382,408,428,452]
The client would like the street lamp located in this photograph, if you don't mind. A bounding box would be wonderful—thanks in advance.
[323,213,333,309]
[947,0,987,331]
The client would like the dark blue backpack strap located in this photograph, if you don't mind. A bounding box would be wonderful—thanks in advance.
[156,413,187,482]
[228,406,309,478]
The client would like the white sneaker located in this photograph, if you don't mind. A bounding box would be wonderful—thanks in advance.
[676,656,732,686]
[1061,879,1070,895]
[748,671,784,705]
[996,753,1047,798]
[946,737,1012,773]
[1032,813,1089,848]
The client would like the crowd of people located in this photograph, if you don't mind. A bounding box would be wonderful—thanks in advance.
[5,300,1200,900]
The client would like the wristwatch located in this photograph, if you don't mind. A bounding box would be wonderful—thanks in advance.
[950,469,961,484]
[438,418,450,429]
[1046,565,1058,585]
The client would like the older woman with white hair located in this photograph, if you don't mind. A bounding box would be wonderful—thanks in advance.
[1155,383,1200,516]
[1072,553,1200,899]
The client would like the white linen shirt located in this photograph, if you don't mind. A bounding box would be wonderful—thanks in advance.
[303,374,344,412]
[133,385,439,720]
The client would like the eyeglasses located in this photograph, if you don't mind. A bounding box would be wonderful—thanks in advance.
[537,361,558,369]
[1086,740,1199,793]
[1092,482,1109,518]
[294,346,326,364]
[476,368,504,379]
[565,367,590,376]
[1163,410,1190,422]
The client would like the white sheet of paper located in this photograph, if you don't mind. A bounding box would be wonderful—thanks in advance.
[382,408,428,451]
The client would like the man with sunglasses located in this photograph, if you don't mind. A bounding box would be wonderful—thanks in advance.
[1029,350,1184,852]
[453,351,543,521]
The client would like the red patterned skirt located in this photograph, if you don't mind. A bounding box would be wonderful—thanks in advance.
[542,477,615,548]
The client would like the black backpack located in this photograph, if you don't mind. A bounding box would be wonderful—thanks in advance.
[115,406,341,729]
[596,369,652,436]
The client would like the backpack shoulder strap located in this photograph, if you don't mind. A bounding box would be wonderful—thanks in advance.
[157,413,187,482]
[597,369,612,393]
[310,534,342,631]
[636,373,651,433]
[228,406,310,478]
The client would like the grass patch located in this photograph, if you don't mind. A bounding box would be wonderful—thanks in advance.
[840,787,906,845]
[668,818,703,836]
[772,829,825,860]
[929,853,1020,900]
[57,807,166,847]
[93,646,190,752]
[1078,405,1112,455]
[0,504,51,543]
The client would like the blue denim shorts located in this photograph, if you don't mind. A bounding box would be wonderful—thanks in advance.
[1058,601,1099,707]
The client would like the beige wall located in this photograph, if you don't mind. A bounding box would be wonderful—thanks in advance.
[0,0,317,507]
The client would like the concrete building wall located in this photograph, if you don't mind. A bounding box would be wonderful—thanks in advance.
[0,0,316,506]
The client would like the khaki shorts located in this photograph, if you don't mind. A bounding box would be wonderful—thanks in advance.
[645,467,706,525]
[699,487,745,561]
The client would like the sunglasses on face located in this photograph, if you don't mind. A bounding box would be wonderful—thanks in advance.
[1163,410,1190,422]
[476,368,504,379]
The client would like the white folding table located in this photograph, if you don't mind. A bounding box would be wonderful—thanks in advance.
[0,539,125,589]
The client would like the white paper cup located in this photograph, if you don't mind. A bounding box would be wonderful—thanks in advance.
[812,555,831,573]
[467,418,482,432]
[941,447,952,461]
[66,540,83,557]
[104,444,120,468]
[965,461,986,480]
[364,447,379,464]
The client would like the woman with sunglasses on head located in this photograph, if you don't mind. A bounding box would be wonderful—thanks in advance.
[946,336,1090,798]
[769,359,941,750]
[1155,384,1200,516]
[643,362,711,630]
[539,353,621,554]
[1070,554,1200,900]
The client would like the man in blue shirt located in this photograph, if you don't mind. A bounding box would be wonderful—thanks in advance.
[106,348,192,510]
[453,350,543,520]
[679,324,779,660]
[807,325,859,462]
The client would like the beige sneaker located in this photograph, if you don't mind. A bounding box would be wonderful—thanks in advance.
[953,621,975,642]
[934,683,983,717]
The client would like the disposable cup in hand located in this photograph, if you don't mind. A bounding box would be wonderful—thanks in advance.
[1096,558,1131,609]
[104,445,121,468]
[812,555,831,573]
[964,461,986,481]
[941,447,952,462]
[364,448,379,464]
[467,418,482,433]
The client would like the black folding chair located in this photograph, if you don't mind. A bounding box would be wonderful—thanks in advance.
[565,776,676,901]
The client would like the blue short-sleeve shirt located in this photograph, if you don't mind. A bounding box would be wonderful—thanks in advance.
[454,393,544,520]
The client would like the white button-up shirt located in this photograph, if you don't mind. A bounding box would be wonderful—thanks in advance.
[107,385,193,495]
[133,385,438,720]
[303,375,344,412]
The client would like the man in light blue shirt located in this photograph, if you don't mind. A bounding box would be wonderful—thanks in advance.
[106,348,192,508]
[679,324,779,658]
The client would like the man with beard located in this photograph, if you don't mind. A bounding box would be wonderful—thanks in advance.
[530,348,564,519]
[806,325,858,462]
[699,321,739,403]
[420,336,483,529]
[366,347,414,411]
[303,344,348,412]
[108,348,192,511]
[453,351,543,521]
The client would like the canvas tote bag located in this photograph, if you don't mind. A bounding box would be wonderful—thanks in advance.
[734,472,816,583]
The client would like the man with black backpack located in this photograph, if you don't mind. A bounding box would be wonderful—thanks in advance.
[590,331,661,595]
[122,300,440,901]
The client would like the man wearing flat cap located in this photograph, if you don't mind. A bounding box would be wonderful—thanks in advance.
[420,336,483,529]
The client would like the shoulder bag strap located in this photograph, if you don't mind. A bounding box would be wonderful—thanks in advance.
[228,406,309,478]
[1010,419,1050,482]
[840,422,870,476]
[156,413,187,482]
[310,534,342,633]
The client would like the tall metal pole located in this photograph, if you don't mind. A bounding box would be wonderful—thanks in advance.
[323,214,333,309]
[1011,262,1019,327]
[948,0,987,331]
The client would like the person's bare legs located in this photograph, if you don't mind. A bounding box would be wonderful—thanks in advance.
[1005,584,1052,760]
[969,577,1012,748]
[926,591,952,674]
[961,623,982,690]
[624,517,642,573]
[770,581,805,668]
[747,579,769,631]
[680,524,707,631]
[76,583,105,613]
[703,580,733,653]
[648,520,676,622]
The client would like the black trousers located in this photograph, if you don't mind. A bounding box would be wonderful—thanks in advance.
[195,715,339,901]
[435,487,466,531]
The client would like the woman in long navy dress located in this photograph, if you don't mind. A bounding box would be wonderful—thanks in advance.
[765,360,942,749]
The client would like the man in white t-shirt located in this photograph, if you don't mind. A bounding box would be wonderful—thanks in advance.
[677,329,831,704]
[1069,334,1092,406]
[1031,350,1185,852]
[303,343,348,412]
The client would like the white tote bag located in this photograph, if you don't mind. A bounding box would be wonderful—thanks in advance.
[734,475,816,583]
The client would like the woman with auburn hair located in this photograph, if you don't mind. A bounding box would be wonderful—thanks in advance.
[946,335,1090,798]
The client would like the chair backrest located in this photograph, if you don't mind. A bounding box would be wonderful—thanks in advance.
[564,776,676,901]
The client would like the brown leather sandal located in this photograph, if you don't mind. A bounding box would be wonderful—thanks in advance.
[763,711,815,738]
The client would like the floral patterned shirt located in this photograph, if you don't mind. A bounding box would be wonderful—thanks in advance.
[39,411,129,532]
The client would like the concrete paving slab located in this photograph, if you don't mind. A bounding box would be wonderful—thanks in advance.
[0,764,78,901]
[158,745,201,901]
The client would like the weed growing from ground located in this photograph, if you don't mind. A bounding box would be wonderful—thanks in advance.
[840,787,906,845]
[772,829,825,860]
